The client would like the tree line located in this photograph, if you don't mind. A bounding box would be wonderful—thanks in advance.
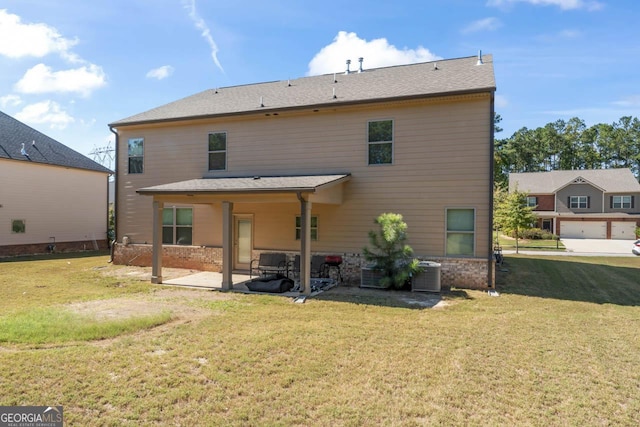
[494,115,640,187]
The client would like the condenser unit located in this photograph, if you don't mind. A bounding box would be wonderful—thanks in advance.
[360,266,386,288]
[411,261,441,292]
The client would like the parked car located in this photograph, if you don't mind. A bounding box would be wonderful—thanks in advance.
[633,240,640,256]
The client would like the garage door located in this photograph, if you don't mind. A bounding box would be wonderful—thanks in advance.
[560,221,607,239]
[611,222,637,240]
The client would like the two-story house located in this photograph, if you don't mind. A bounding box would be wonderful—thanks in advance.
[109,54,497,293]
[0,111,112,256]
[509,169,640,239]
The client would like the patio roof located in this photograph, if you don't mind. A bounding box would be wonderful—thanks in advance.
[137,174,351,196]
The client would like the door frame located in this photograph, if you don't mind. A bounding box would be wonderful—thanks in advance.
[233,214,253,271]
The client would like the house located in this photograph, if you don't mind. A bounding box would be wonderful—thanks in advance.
[108,54,497,293]
[0,111,113,256]
[509,169,640,239]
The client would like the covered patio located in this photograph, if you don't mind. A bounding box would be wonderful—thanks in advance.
[136,174,351,296]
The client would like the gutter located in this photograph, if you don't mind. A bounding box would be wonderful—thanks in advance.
[488,91,496,289]
[108,125,119,250]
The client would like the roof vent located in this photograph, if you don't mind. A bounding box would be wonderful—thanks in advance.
[333,88,337,99]
[476,50,484,66]
[260,96,264,107]
[333,73,337,83]
[358,57,364,73]
[433,62,438,71]
[345,59,351,75]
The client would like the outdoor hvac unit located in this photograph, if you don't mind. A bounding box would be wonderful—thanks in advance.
[411,261,442,293]
[360,266,386,288]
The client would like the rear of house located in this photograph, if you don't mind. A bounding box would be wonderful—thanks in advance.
[110,55,497,290]
[510,169,640,239]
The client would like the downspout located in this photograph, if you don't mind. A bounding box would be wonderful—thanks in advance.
[488,91,496,289]
[109,126,119,261]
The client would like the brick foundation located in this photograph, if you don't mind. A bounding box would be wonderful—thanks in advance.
[0,240,109,257]
[112,244,494,290]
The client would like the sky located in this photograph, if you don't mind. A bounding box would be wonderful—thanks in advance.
[1,0,640,166]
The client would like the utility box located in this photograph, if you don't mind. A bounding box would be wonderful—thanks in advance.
[411,261,441,292]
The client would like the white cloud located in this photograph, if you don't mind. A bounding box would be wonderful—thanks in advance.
[486,0,604,10]
[0,9,79,60]
[307,31,441,76]
[462,17,502,34]
[0,94,22,108]
[146,65,175,80]
[182,0,224,73]
[495,94,509,109]
[15,100,74,130]
[14,63,106,97]
[612,95,640,107]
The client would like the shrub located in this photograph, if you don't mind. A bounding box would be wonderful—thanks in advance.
[519,228,558,240]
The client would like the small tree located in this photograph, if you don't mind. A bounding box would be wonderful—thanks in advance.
[363,213,421,289]
[494,187,537,254]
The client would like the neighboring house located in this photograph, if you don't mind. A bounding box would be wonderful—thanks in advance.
[509,169,640,239]
[0,111,112,256]
[109,54,497,292]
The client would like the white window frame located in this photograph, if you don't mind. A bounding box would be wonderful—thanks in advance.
[162,207,193,245]
[570,196,588,209]
[295,215,318,241]
[127,138,144,174]
[612,195,631,209]
[526,196,537,207]
[367,119,394,165]
[445,208,476,257]
[208,131,227,171]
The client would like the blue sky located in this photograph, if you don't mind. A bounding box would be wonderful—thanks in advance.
[1,0,639,164]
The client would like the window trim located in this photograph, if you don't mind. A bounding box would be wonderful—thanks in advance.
[295,215,318,241]
[367,119,394,166]
[162,206,193,245]
[569,196,588,209]
[612,195,632,209]
[208,131,227,171]
[445,208,476,257]
[127,137,144,174]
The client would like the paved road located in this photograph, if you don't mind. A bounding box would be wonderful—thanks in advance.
[503,238,638,257]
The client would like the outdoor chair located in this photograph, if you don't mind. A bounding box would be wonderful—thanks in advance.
[250,253,288,278]
[290,255,328,279]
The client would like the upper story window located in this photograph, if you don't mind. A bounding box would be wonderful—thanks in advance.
[128,138,144,174]
[368,120,393,165]
[162,207,193,245]
[612,195,632,209]
[569,196,588,209]
[295,216,318,241]
[208,132,227,171]
[526,196,537,207]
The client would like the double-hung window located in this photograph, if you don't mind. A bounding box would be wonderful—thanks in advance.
[612,195,632,209]
[295,216,318,241]
[569,196,588,209]
[526,196,537,207]
[162,207,193,245]
[367,120,393,165]
[208,132,227,171]
[128,138,144,174]
[446,209,475,256]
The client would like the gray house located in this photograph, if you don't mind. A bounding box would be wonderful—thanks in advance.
[509,169,640,239]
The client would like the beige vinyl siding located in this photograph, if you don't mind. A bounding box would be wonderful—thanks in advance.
[0,159,108,245]
[116,94,492,257]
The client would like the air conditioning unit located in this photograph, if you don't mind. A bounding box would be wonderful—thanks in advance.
[411,261,441,292]
[360,266,386,288]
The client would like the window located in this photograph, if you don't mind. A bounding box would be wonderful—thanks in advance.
[569,196,588,209]
[295,216,318,241]
[368,120,393,165]
[128,138,144,174]
[526,196,537,207]
[11,219,25,234]
[208,132,227,170]
[162,207,192,245]
[446,209,475,256]
[612,195,632,209]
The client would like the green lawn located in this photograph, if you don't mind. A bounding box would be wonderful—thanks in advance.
[495,232,565,251]
[1,253,639,425]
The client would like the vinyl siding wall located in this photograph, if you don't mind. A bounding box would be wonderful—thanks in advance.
[0,159,109,245]
[115,94,492,258]
[556,184,603,213]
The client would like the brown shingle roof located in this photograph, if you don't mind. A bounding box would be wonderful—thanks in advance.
[509,169,640,194]
[110,55,495,127]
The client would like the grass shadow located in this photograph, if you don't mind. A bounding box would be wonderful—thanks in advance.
[496,255,640,306]
[314,285,470,309]
[0,250,110,263]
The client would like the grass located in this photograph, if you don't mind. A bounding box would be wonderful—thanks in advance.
[1,253,640,425]
[495,232,565,251]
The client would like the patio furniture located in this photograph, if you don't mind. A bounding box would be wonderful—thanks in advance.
[290,255,328,279]
[250,252,288,278]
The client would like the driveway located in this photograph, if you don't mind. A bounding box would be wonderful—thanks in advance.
[561,238,636,255]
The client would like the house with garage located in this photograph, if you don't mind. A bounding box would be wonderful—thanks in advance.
[509,168,640,239]
[108,54,497,294]
[0,111,113,256]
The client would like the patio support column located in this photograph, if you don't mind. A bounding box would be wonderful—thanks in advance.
[221,201,233,290]
[299,194,312,296]
[151,200,164,284]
